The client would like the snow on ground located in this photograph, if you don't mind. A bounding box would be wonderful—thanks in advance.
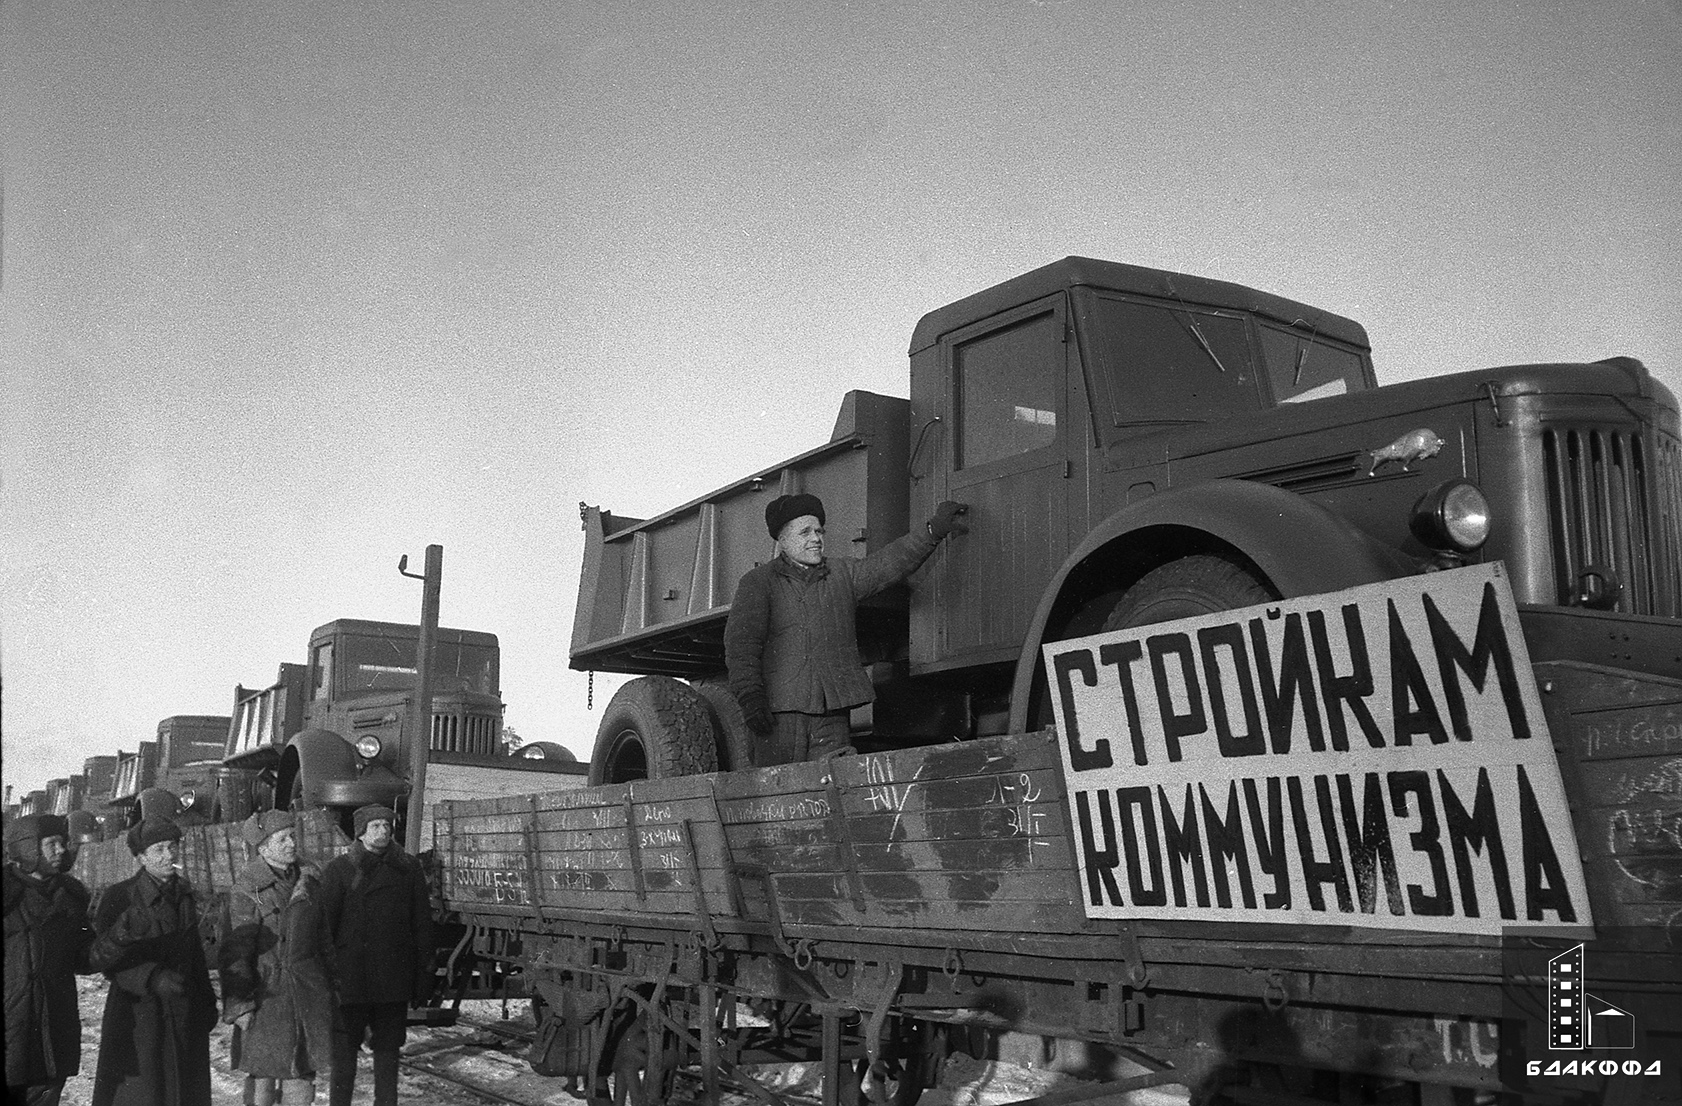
[58,980,1191,1105]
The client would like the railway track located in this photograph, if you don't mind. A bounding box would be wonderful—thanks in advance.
[401,1012,836,1106]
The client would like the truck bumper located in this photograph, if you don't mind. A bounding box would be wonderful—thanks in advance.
[1520,604,1682,682]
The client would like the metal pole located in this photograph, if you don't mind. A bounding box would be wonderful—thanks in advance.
[405,544,443,855]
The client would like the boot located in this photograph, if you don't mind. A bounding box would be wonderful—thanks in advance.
[245,1077,279,1106]
[327,1035,359,1106]
[372,1050,400,1106]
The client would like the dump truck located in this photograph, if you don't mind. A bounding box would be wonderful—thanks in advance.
[429,257,1679,1104]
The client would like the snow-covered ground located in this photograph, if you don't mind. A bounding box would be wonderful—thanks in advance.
[57,978,1192,1105]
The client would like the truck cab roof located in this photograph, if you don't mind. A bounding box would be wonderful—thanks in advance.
[909,256,1370,355]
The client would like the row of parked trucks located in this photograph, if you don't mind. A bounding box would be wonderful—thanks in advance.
[7,257,1679,1104]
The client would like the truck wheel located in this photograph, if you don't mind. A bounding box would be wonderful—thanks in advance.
[690,678,755,773]
[588,676,719,785]
[1102,554,1277,631]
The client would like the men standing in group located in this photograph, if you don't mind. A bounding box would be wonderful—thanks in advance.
[724,492,969,766]
[221,811,334,1106]
[318,804,434,1106]
[88,816,220,1106]
[4,814,95,1106]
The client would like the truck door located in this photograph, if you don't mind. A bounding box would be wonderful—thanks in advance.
[912,293,1076,669]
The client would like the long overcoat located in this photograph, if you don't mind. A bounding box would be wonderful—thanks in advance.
[88,868,220,1106]
[220,857,335,1078]
[318,842,434,1006]
[3,864,94,1087]
[724,530,940,713]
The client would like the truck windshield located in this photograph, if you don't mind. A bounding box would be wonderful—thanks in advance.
[1258,323,1367,403]
[337,634,499,697]
[1084,295,1259,429]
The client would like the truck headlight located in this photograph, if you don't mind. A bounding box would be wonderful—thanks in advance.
[1410,479,1490,552]
[354,735,383,760]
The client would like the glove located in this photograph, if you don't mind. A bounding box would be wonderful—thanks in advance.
[927,501,970,539]
[151,968,187,999]
[739,689,774,737]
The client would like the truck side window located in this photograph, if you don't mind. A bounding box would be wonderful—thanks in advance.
[1258,323,1366,403]
[956,310,1060,469]
[309,642,333,701]
[1089,296,1257,427]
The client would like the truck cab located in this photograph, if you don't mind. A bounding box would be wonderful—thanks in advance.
[220,619,504,821]
[902,257,1681,732]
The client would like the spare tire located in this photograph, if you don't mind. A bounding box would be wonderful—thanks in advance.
[588,676,719,786]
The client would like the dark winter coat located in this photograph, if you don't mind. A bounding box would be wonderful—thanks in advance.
[219,857,334,1078]
[318,842,434,1006]
[88,868,219,1106]
[724,530,940,713]
[3,864,94,1087]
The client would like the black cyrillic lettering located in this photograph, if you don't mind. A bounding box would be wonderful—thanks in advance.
[1074,789,1125,907]
[1437,767,1515,920]
[1158,784,1210,908]
[1423,581,1530,743]
[1148,632,1205,762]
[1201,781,1256,909]
[1199,622,1264,758]
[1054,648,1112,771]
[1250,612,1324,754]
[1288,775,1354,912]
[1117,786,1167,907]
[1517,765,1576,922]
[1243,777,1291,909]
[1389,770,1453,916]
[1098,640,1149,767]
[1388,598,1449,746]
[1308,604,1386,751]
[1336,772,1404,915]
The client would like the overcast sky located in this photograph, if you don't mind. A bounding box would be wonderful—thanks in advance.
[4,0,1679,799]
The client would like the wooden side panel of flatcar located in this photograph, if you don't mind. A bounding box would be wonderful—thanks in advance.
[435,729,1084,936]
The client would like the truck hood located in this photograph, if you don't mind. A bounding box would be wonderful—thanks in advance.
[1107,358,1678,466]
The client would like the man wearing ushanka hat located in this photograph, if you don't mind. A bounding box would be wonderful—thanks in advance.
[724,492,970,765]
[221,811,334,1105]
[88,815,218,1106]
[318,805,434,1106]
[5,814,96,1105]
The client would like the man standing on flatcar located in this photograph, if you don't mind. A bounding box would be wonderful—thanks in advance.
[318,804,434,1106]
[724,492,968,766]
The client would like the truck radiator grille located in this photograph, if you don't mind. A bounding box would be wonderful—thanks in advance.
[430,712,500,756]
[1542,426,1682,617]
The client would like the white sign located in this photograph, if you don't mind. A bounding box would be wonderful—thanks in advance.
[1044,564,1591,934]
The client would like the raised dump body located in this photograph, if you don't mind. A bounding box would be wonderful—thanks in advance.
[440,568,1682,1104]
[571,390,911,679]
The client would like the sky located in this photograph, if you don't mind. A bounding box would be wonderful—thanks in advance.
[3,0,1679,800]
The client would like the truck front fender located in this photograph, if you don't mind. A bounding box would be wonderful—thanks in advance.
[1005,478,1415,732]
[284,728,408,811]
